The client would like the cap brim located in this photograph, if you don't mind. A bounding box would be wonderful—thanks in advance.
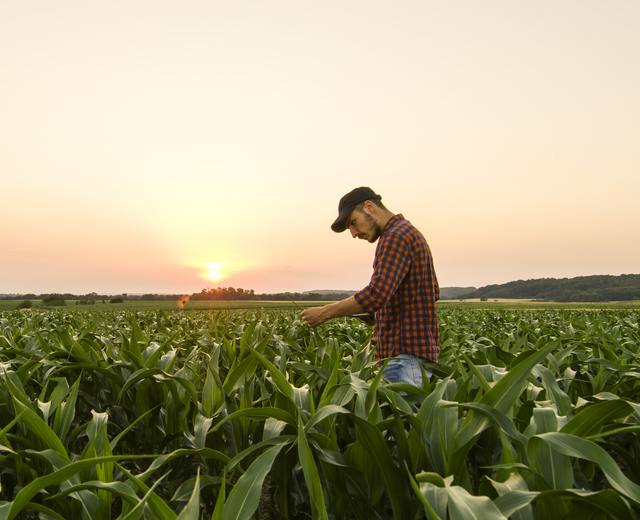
[331,205,356,233]
[331,219,348,233]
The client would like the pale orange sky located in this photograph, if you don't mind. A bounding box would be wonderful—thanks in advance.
[1,1,638,295]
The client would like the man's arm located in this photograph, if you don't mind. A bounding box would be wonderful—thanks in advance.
[301,296,367,327]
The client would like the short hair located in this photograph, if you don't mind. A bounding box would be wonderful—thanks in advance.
[354,199,386,212]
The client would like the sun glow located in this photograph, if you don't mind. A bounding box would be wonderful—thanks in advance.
[205,262,227,281]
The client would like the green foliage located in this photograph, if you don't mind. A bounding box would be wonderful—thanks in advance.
[15,299,32,309]
[0,308,640,519]
[190,287,342,301]
[109,296,125,303]
[462,273,640,302]
[41,293,66,306]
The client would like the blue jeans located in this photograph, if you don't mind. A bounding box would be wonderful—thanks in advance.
[382,355,431,387]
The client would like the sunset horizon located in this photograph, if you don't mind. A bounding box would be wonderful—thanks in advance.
[2,1,638,298]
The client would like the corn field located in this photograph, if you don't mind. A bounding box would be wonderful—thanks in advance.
[1,307,640,520]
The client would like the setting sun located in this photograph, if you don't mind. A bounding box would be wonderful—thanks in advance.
[205,262,227,282]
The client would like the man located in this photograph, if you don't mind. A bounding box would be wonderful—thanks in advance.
[301,186,440,387]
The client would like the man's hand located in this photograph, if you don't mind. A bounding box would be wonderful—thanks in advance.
[301,306,327,327]
[353,313,375,326]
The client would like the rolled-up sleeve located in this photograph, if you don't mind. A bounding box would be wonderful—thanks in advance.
[354,231,411,313]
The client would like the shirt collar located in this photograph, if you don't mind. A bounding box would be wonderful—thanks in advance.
[381,213,404,236]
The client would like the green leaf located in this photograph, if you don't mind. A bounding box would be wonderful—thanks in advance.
[351,414,412,519]
[446,402,528,449]
[53,375,80,441]
[11,399,68,457]
[298,416,328,520]
[527,408,574,490]
[202,365,220,417]
[11,503,65,520]
[225,436,295,474]
[223,443,286,520]
[447,485,509,520]
[212,469,226,520]
[133,448,230,485]
[492,490,538,519]
[365,358,389,420]
[245,347,295,402]
[304,404,350,434]
[483,339,560,413]
[119,471,172,520]
[487,473,536,520]
[532,432,640,505]
[532,365,573,416]
[49,480,141,512]
[176,468,201,520]
[460,352,492,393]
[144,335,178,369]
[408,470,445,520]
[117,368,198,407]
[116,463,177,519]
[210,407,297,434]
[450,340,559,480]
[538,489,636,520]
[171,476,222,502]
[0,455,155,520]
[223,333,269,396]
[561,400,634,438]
[123,318,145,369]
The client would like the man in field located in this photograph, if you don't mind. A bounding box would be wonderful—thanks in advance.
[301,186,440,387]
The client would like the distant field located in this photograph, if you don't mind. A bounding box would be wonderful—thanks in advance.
[2,298,639,312]
[439,298,640,310]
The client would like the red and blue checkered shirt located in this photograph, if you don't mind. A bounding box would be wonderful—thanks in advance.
[354,214,440,362]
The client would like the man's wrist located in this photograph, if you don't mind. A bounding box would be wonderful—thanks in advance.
[323,302,339,321]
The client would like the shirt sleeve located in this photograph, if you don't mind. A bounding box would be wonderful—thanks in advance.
[354,231,411,313]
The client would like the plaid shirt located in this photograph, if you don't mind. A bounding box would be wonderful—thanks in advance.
[354,214,440,362]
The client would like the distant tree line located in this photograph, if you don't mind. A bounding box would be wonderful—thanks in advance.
[1,292,118,302]
[2,288,354,304]
[459,274,640,302]
[189,287,347,302]
[190,287,257,300]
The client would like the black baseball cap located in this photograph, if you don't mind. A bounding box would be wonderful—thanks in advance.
[331,187,382,233]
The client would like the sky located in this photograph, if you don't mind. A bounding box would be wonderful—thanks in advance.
[1,1,638,296]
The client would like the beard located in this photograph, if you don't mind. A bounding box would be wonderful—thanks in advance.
[363,212,382,242]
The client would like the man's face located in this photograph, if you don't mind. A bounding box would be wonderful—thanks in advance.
[346,205,382,243]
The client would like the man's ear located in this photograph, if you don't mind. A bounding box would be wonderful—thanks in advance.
[363,200,376,214]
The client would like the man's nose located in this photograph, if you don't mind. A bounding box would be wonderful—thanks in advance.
[350,227,357,238]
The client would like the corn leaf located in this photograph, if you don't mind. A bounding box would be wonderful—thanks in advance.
[222,443,286,520]
[297,416,328,520]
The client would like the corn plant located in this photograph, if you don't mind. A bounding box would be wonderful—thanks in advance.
[1,307,640,519]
